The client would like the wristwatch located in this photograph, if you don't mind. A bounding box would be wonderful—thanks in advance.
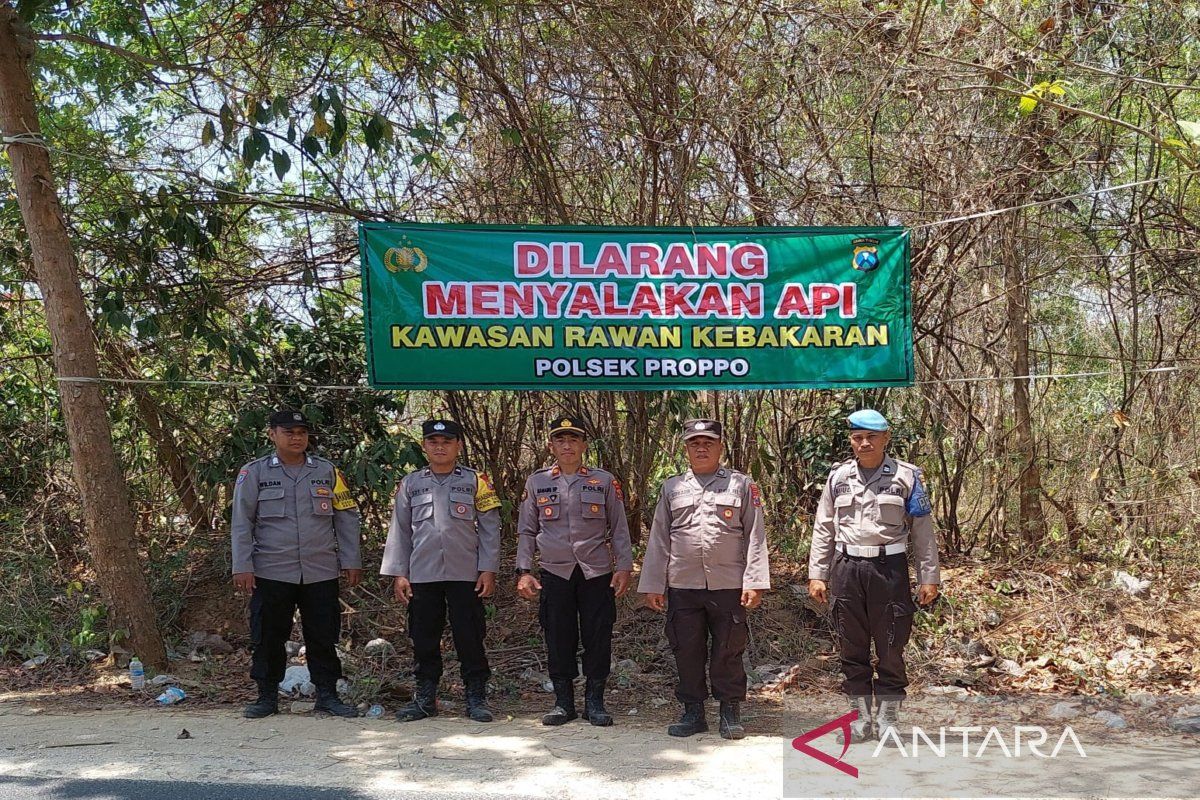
[515,568,532,577]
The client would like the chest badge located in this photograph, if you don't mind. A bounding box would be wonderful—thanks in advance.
[319,500,330,512]
[544,507,554,517]
[591,504,600,513]
[722,508,734,519]
[456,504,467,514]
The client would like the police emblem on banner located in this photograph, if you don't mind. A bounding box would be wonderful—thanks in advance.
[851,237,880,272]
[384,236,428,273]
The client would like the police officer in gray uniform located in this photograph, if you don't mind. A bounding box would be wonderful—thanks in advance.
[231,409,362,719]
[381,419,502,723]
[638,419,770,740]
[516,415,634,727]
[808,409,940,743]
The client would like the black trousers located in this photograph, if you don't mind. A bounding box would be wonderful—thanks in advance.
[665,587,748,703]
[829,551,917,699]
[408,581,490,684]
[249,577,342,690]
[538,566,617,682]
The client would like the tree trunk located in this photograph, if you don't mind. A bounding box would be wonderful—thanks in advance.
[0,4,167,667]
[1002,215,1047,549]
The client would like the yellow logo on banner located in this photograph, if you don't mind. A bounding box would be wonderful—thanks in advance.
[384,243,428,273]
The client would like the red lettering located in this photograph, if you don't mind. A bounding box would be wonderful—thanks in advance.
[774,285,812,317]
[502,283,537,317]
[566,283,603,317]
[731,243,767,278]
[424,283,468,316]
[810,284,841,317]
[729,284,762,317]
[514,242,548,277]
[660,243,697,278]
[593,243,630,277]
[628,244,662,277]
[629,283,663,316]
[535,283,570,316]
[694,284,730,316]
[841,283,857,318]
[695,243,730,277]
[661,283,698,316]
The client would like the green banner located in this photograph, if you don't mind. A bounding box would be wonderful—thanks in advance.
[359,223,912,390]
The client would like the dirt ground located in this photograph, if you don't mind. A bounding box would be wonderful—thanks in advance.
[1,692,1198,800]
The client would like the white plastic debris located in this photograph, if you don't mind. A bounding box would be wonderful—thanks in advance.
[364,638,393,656]
[279,665,315,697]
[1112,570,1151,596]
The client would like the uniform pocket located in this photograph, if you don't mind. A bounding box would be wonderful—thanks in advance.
[412,493,435,522]
[828,596,846,638]
[581,496,605,519]
[665,607,679,651]
[310,486,333,516]
[256,487,286,519]
[714,492,743,527]
[538,501,561,521]
[887,601,915,648]
[449,498,476,521]
[877,494,905,526]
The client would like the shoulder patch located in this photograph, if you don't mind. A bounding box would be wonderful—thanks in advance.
[236,468,249,486]
[750,483,762,507]
[475,473,502,512]
[612,478,624,503]
[906,476,933,517]
[332,469,357,511]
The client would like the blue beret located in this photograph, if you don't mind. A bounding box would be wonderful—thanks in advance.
[847,409,889,431]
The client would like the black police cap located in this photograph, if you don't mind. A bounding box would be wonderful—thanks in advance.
[269,409,311,429]
[422,419,463,439]
[548,415,589,438]
[681,418,722,440]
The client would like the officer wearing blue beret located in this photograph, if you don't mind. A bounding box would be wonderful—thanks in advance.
[808,410,940,745]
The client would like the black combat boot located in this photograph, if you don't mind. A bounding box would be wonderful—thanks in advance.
[314,685,359,718]
[465,678,494,723]
[581,678,613,727]
[396,679,439,722]
[718,700,745,740]
[837,696,874,744]
[541,678,578,726]
[243,681,279,719]
[667,702,708,737]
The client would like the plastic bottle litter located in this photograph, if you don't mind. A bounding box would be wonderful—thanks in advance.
[156,686,186,705]
[365,704,385,719]
[129,657,145,690]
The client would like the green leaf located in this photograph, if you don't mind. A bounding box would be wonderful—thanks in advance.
[301,134,322,157]
[201,119,216,147]
[1018,95,1038,115]
[272,150,291,180]
[219,102,236,140]
[241,130,269,167]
